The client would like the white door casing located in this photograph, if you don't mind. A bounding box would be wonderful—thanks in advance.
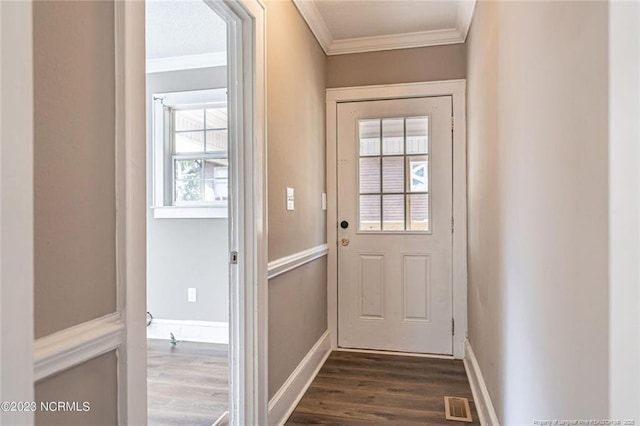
[1,0,268,424]
[120,0,269,424]
[337,96,453,355]
[326,81,467,359]
[0,2,35,424]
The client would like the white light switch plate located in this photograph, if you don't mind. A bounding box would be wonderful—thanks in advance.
[322,193,327,210]
[188,288,197,303]
[286,187,295,211]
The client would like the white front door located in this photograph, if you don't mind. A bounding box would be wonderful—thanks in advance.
[337,96,453,355]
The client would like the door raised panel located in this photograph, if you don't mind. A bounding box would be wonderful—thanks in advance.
[402,255,431,322]
[359,255,384,319]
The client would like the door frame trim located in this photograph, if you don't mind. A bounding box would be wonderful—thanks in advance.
[326,80,467,358]
[117,0,268,424]
[0,2,35,423]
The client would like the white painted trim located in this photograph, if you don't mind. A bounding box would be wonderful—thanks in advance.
[292,0,476,56]
[608,0,640,416]
[329,28,464,56]
[150,87,229,214]
[450,82,468,359]
[147,319,229,344]
[237,1,269,422]
[213,411,230,426]
[335,347,454,360]
[34,314,125,382]
[267,244,329,280]
[463,340,500,426]
[121,0,268,424]
[268,331,331,426]
[326,80,467,358]
[326,80,466,102]
[115,1,148,424]
[291,0,332,55]
[146,52,227,74]
[205,1,269,425]
[153,206,229,219]
[0,2,35,423]
[456,0,477,42]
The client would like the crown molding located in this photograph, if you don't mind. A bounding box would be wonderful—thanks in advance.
[292,0,332,54]
[293,0,476,56]
[456,0,477,42]
[328,28,464,55]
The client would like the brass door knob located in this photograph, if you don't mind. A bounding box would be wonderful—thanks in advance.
[340,238,350,247]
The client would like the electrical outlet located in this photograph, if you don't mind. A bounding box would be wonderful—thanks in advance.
[188,288,197,303]
[322,192,327,210]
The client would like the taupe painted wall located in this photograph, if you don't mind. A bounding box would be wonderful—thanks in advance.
[268,258,327,397]
[267,0,326,261]
[266,0,327,398]
[466,1,609,422]
[326,44,466,88]
[33,2,119,424]
[35,352,118,426]
[33,0,117,338]
[146,67,229,322]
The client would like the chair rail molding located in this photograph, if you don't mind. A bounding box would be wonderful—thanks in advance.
[34,313,124,382]
[268,244,329,280]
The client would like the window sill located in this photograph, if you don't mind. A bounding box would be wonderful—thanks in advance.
[152,206,228,219]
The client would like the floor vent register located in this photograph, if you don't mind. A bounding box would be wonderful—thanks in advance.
[444,396,472,422]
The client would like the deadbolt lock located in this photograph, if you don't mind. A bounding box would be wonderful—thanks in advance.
[340,238,350,247]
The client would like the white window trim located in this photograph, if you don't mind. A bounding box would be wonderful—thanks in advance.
[153,205,228,219]
[151,88,229,219]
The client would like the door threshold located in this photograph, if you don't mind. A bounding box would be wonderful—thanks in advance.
[336,347,454,359]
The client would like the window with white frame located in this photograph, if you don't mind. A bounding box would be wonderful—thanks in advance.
[152,89,229,218]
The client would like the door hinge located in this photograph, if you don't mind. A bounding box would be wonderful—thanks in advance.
[452,318,455,335]
[230,251,238,264]
[451,117,454,132]
[451,217,454,233]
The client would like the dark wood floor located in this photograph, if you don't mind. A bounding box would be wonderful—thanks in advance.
[286,351,480,426]
[147,339,229,426]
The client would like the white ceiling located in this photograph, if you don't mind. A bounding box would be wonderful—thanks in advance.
[145,0,227,72]
[293,0,476,55]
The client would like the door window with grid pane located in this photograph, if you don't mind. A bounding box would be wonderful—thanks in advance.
[358,117,430,231]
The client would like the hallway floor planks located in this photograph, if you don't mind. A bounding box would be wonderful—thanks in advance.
[286,351,480,426]
[147,339,228,426]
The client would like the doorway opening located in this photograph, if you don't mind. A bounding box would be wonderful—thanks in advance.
[325,81,468,359]
[145,2,230,424]
[336,96,454,355]
[110,0,266,423]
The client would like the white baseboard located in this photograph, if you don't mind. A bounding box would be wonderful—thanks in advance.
[463,340,500,426]
[268,330,331,426]
[147,319,228,344]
